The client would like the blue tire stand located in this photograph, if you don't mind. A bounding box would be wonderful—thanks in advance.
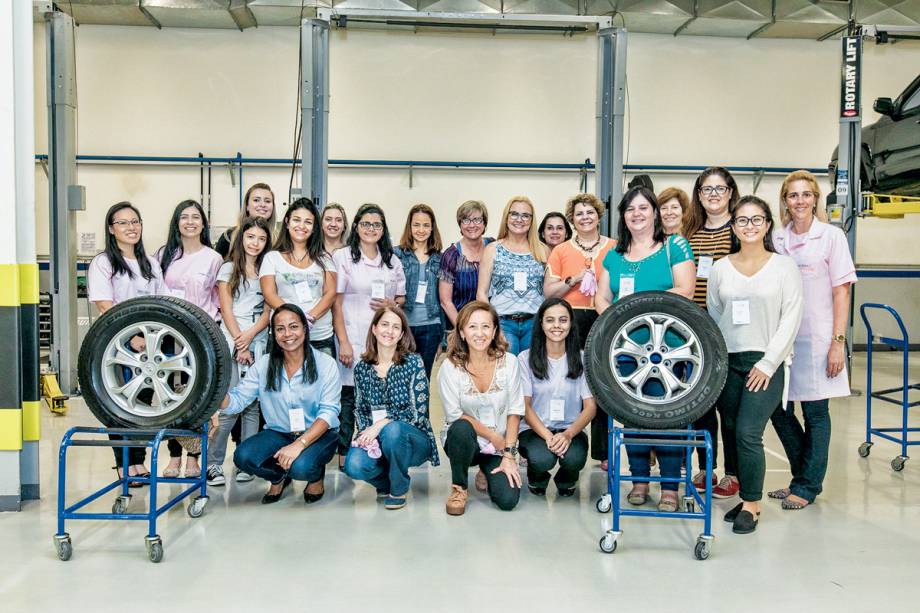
[54,425,210,563]
[859,303,919,472]
[595,417,714,560]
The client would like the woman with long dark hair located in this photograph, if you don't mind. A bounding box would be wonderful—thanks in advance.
[260,198,337,357]
[216,304,341,505]
[215,183,277,257]
[517,298,596,497]
[87,201,166,485]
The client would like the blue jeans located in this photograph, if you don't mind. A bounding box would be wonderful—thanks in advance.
[499,317,534,355]
[770,400,831,503]
[344,421,431,496]
[625,445,683,491]
[410,323,442,379]
[233,428,338,485]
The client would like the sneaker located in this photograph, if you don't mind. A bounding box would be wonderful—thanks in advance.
[206,465,225,486]
[235,470,255,483]
[446,485,468,516]
[692,471,718,493]
[712,475,740,499]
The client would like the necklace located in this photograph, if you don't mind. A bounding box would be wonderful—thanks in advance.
[574,235,601,253]
[291,249,309,264]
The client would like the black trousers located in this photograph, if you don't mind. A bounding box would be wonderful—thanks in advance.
[443,420,520,511]
[338,385,356,455]
[692,407,720,472]
[518,429,589,489]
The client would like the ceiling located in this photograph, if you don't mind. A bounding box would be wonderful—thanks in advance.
[36,0,920,39]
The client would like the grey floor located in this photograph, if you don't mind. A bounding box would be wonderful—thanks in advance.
[2,352,919,612]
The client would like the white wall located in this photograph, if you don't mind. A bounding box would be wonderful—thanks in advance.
[31,23,920,265]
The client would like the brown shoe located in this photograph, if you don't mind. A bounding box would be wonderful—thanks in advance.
[446,485,468,516]
[474,469,488,492]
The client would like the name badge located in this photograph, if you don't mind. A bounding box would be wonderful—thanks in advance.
[479,404,497,429]
[289,407,306,432]
[371,408,387,424]
[549,398,566,422]
[295,281,314,304]
[732,300,751,325]
[415,282,427,304]
[513,271,528,293]
[170,288,185,300]
[619,275,635,298]
[697,256,714,279]
[371,279,386,300]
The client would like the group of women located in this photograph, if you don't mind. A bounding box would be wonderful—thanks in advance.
[87,167,855,533]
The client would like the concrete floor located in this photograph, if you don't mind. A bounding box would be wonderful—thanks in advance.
[1,352,919,612]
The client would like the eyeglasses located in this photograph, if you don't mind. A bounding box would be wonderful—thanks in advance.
[785,191,816,201]
[112,220,142,228]
[358,221,384,231]
[508,211,533,222]
[733,215,766,227]
[460,217,484,227]
[700,185,730,196]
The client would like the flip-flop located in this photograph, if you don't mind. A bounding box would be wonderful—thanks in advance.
[768,488,791,499]
[781,496,810,510]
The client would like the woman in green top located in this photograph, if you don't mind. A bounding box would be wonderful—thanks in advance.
[595,186,696,511]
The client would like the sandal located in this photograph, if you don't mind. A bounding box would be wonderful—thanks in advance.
[781,495,810,510]
[768,488,791,500]
[657,490,679,513]
[627,484,649,506]
[114,467,143,489]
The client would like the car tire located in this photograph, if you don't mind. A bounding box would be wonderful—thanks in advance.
[584,291,728,429]
[77,296,232,430]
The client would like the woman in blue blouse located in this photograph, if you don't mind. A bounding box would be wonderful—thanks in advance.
[216,304,342,505]
[344,306,439,510]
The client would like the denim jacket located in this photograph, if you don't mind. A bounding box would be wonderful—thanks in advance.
[394,246,442,321]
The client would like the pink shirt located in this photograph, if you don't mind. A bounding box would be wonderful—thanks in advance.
[157,246,223,320]
[333,247,406,385]
[773,219,857,401]
[88,253,166,305]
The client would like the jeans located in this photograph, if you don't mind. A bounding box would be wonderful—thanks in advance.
[338,386,356,455]
[310,336,337,358]
[410,323,442,379]
[625,444,683,491]
[233,428,338,485]
[443,420,520,511]
[692,407,720,472]
[344,421,431,496]
[718,352,785,502]
[209,401,260,467]
[498,317,534,356]
[770,399,831,503]
[518,429,588,490]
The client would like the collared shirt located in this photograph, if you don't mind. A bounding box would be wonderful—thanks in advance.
[157,246,224,320]
[88,253,167,305]
[224,351,342,433]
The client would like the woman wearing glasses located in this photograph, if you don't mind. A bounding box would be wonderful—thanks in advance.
[769,171,856,511]
[684,167,741,499]
[439,200,492,330]
[332,204,406,466]
[707,196,803,534]
[477,196,549,355]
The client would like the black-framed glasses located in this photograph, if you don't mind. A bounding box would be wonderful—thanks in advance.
[111,220,142,228]
[733,215,766,227]
[358,221,384,230]
[700,185,730,196]
[460,217,484,226]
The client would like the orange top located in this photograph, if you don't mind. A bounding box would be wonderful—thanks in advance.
[546,237,616,309]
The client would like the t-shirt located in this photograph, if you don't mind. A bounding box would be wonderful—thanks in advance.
[259,250,335,341]
[87,253,165,305]
[546,237,616,309]
[517,350,592,431]
[687,222,733,308]
[602,234,694,301]
[217,261,267,343]
[158,246,223,320]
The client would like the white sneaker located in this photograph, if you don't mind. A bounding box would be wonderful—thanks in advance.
[236,470,255,483]
[206,465,226,486]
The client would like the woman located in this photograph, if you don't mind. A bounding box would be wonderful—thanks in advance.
[684,167,741,498]
[438,301,524,515]
[260,198,337,357]
[87,201,166,485]
[215,304,341,505]
[438,200,492,329]
[208,216,272,487]
[157,199,224,478]
[321,202,348,254]
[344,307,439,510]
[658,187,689,236]
[538,212,572,249]
[769,171,856,510]
[333,204,406,466]
[477,196,549,355]
[708,195,803,533]
[394,204,443,378]
[595,187,696,509]
[517,298,596,497]
[215,183,276,258]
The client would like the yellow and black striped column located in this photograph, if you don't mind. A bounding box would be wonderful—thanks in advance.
[0,264,23,512]
[20,263,39,501]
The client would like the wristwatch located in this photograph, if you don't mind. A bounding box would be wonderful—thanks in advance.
[502,446,518,458]
[298,437,309,447]
[564,276,573,287]
[832,334,846,343]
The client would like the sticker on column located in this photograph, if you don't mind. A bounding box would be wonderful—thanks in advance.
[732,299,751,325]
[619,275,635,298]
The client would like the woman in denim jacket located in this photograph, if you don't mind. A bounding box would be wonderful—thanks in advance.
[394,204,444,378]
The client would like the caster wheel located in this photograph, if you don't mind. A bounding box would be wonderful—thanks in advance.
[54,535,72,562]
[857,442,872,458]
[187,496,208,518]
[891,456,907,472]
[112,495,130,515]
[598,534,617,554]
[145,537,164,563]
[694,539,711,561]
[595,495,612,514]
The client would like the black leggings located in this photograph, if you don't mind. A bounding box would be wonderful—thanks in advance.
[518,429,588,489]
[443,420,520,511]
[167,438,200,459]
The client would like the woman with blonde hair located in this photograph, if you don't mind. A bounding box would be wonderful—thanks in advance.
[477,196,549,355]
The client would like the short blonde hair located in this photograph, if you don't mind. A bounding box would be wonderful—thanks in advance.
[779,170,828,225]
[455,200,488,228]
[564,193,604,223]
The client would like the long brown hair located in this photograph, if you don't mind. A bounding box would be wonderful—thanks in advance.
[226,217,272,298]
[398,203,443,254]
[361,306,416,365]
[683,167,739,239]
[445,301,508,368]
[239,182,277,229]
